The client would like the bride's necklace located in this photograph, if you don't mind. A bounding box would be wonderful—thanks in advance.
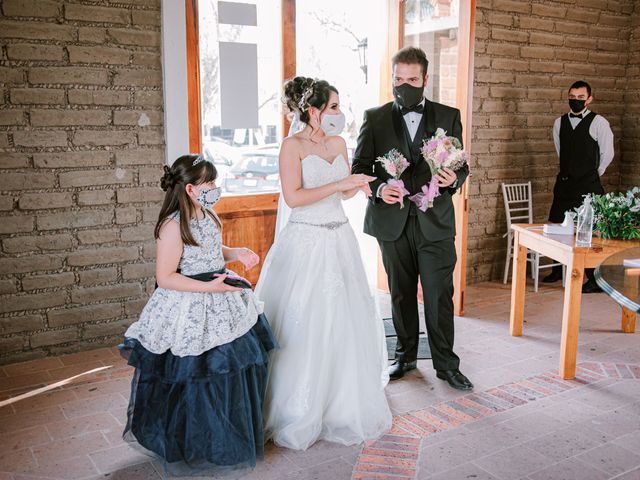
[302,132,328,150]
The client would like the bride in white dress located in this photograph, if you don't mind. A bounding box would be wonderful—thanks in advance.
[256,77,392,451]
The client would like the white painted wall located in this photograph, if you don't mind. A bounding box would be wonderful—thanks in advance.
[161,0,190,165]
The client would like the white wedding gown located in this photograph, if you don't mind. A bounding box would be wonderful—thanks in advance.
[256,154,392,451]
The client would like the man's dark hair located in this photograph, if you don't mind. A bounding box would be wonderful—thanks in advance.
[569,80,592,97]
[392,46,429,76]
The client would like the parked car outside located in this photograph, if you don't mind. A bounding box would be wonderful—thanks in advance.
[202,141,238,181]
[224,145,280,194]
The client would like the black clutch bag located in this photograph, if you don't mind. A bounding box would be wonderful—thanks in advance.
[217,274,252,289]
[155,269,253,290]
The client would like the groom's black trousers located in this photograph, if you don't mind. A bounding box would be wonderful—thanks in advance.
[378,214,460,372]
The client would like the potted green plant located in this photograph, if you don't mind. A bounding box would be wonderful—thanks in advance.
[590,187,640,240]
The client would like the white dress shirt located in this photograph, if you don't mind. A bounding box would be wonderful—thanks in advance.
[403,99,426,141]
[552,109,614,176]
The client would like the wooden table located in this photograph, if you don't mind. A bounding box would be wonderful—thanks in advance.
[509,224,640,379]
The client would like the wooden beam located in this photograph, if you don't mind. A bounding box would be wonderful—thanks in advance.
[215,193,278,215]
[622,268,639,333]
[379,0,402,104]
[453,0,475,316]
[185,0,202,153]
[282,0,296,135]
[559,255,584,379]
[509,230,527,337]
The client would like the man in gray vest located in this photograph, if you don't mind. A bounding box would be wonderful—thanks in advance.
[352,47,472,390]
[544,80,614,293]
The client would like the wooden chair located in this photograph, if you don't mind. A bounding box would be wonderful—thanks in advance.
[502,182,564,291]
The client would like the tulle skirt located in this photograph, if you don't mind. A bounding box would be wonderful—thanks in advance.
[120,314,277,477]
[256,221,392,451]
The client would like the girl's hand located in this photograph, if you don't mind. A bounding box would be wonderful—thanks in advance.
[336,174,376,192]
[235,247,260,270]
[208,274,242,293]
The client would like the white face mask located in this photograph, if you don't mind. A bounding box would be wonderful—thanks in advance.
[320,112,345,136]
[196,186,221,209]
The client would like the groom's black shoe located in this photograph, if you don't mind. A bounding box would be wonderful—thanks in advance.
[542,269,563,283]
[388,360,417,380]
[436,369,474,391]
[582,279,603,294]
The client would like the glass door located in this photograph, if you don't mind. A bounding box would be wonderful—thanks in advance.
[295,0,386,286]
[403,0,462,108]
[400,0,474,314]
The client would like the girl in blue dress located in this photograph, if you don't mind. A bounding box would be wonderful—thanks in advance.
[120,154,276,476]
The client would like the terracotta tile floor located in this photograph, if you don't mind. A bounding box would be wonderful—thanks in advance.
[1,281,639,479]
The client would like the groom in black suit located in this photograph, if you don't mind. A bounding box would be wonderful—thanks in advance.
[352,46,472,390]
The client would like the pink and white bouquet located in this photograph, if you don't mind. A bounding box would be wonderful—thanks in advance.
[409,128,468,212]
[376,148,411,208]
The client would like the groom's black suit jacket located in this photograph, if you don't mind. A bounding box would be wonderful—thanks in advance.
[352,99,468,243]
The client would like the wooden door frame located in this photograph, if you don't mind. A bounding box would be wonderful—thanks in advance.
[383,0,475,316]
[184,0,296,213]
[186,0,202,154]
[453,0,475,316]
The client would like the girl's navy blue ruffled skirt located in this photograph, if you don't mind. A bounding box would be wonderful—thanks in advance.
[119,314,277,477]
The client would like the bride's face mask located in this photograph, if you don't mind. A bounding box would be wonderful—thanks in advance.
[319,91,345,136]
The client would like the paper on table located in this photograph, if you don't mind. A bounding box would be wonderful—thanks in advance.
[623,258,640,268]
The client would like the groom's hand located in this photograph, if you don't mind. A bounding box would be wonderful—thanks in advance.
[380,185,402,205]
[436,167,457,188]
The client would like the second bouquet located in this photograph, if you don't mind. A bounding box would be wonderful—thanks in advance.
[409,128,469,212]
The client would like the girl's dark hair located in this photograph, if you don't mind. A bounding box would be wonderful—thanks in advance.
[155,154,219,246]
[283,76,338,124]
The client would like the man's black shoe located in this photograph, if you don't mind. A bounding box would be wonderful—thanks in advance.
[436,369,474,391]
[582,279,603,294]
[542,270,563,283]
[388,360,417,380]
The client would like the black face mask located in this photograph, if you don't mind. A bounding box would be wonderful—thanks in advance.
[393,83,424,109]
[569,99,586,113]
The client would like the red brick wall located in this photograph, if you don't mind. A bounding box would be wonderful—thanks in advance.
[468,0,635,282]
[0,0,165,364]
[620,7,640,190]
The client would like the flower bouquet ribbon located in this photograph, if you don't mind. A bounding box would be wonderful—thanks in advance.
[410,128,468,212]
[409,177,440,212]
[376,148,411,208]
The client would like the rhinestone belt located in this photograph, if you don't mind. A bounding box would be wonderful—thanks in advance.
[289,220,348,230]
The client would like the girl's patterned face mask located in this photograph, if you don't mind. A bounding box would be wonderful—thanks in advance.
[196,186,222,209]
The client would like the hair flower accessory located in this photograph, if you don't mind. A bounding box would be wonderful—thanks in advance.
[297,80,316,112]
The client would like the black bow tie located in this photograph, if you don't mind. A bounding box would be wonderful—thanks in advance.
[400,103,424,115]
[569,113,583,119]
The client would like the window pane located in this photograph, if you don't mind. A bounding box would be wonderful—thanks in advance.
[198,0,282,195]
[403,0,460,107]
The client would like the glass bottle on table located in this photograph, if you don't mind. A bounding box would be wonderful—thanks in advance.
[576,195,594,247]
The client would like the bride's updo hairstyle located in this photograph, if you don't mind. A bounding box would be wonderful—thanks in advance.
[283,76,338,124]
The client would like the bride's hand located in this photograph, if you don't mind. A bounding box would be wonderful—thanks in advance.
[335,174,376,192]
[359,183,373,198]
